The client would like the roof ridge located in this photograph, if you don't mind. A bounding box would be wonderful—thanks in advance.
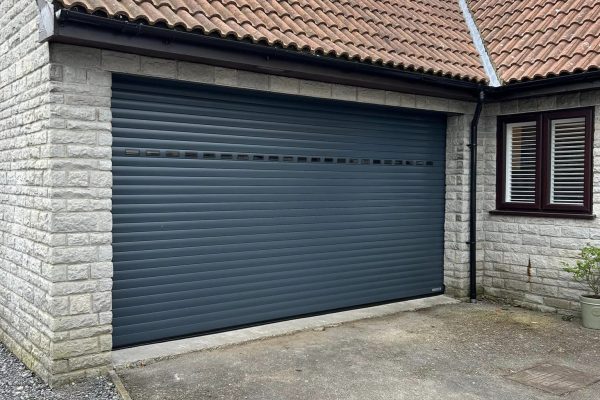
[458,0,500,86]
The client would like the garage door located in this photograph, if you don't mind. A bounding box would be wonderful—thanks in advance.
[111,75,446,347]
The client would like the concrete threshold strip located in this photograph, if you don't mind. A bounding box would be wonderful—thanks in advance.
[112,295,458,369]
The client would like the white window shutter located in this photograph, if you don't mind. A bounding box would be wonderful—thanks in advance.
[550,117,586,206]
[506,122,537,203]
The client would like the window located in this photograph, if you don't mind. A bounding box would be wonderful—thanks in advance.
[496,108,594,216]
[505,121,538,204]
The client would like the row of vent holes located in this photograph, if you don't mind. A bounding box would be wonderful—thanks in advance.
[125,149,434,166]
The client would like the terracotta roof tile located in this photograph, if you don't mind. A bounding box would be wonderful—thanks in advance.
[54,1,600,85]
[469,0,600,82]
[56,0,487,82]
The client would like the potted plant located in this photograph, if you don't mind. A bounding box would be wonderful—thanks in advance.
[563,245,600,329]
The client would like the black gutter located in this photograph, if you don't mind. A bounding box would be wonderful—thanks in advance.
[468,90,485,302]
[54,9,482,94]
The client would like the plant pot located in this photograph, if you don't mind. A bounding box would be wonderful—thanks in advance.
[580,295,600,329]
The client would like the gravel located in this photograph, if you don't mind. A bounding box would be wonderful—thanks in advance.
[0,343,120,400]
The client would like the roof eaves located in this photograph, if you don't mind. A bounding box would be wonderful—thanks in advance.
[458,0,502,87]
[52,0,488,84]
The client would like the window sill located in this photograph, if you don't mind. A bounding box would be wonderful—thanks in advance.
[489,210,596,220]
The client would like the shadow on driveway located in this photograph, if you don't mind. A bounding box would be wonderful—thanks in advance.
[118,301,600,400]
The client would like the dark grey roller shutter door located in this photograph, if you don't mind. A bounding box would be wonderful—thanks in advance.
[111,75,446,348]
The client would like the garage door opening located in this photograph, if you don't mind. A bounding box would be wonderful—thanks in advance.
[111,75,447,348]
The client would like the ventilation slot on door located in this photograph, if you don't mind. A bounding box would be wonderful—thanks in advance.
[125,149,140,156]
[122,149,435,167]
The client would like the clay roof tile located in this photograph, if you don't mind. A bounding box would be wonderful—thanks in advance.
[56,0,487,82]
[469,0,600,82]
[55,0,600,84]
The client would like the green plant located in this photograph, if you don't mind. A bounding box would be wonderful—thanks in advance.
[563,245,600,299]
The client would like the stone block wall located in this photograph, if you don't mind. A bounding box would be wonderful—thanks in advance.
[478,90,600,313]
[1,2,114,387]
[43,46,114,385]
[0,0,55,383]
[443,113,484,300]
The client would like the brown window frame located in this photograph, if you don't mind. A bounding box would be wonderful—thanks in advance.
[495,107,594,216]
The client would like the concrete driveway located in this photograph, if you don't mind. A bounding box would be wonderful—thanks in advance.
[117,301,600,400]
